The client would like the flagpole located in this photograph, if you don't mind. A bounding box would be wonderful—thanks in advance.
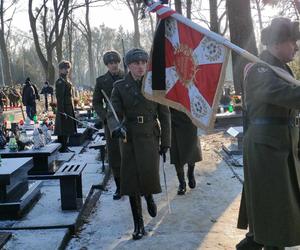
[146,1,300,86]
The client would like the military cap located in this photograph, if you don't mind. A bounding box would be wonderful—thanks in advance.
[261,17,300,45]
[125,48,149,66]
[103,51,121,65]
[58,60,72,69]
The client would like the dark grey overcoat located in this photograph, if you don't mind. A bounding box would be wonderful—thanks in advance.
[170,108,202,166]
[241,50,300,247]
[108,73,171,196]
[93,71,124,177]
[54,77,76,136]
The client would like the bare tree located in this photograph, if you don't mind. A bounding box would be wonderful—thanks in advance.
[0,0,18,85]
[209,0,219,33]
[28,0,70,85]
[186,0,192,19]
[71,0,96,85]
[226,0,258,94]
[120,0,142,47]
[174,0,182,14]
[262,0,299,18]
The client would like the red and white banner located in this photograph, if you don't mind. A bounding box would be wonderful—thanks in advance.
[142,3,230,130]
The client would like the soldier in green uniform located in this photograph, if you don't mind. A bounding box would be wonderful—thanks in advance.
[170,108,202,195]
[236,18,300,250]
[107,48,171,240]
[93,51,124,200]
[54,60,77,153]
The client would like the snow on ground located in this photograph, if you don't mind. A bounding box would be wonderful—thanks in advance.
[66,132,249,250]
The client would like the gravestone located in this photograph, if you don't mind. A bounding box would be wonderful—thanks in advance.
[0,158,42,218]
[223,126,243,155]
[0,143,61,175]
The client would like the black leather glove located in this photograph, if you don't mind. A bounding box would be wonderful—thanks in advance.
[61,112,68,119]
[159,145,169,162]
[112,126,126,139]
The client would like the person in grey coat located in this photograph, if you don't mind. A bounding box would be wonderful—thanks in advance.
[170,108,202,195]
[54,60,77,153]
[107,48,171,240]
[236,17,300,250]
[93,51,124,200]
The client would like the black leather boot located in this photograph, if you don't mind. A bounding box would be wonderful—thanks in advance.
[177,173,186,195]
[144,194,157,217]
[187,164,196,189]
[236,234,263,250]
[129,196,145,240]
[113,177,122,200]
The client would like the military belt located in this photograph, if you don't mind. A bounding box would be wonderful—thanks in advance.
[248,117,300,127]
[126,115,157,124]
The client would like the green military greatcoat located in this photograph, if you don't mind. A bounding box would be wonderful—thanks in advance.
[242,50,300,247]
[93,70,124,178]
[108,73,171,196]
[54,76,76,136]
[170,108,202,166]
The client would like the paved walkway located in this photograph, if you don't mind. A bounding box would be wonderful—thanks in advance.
[66,133,300,250]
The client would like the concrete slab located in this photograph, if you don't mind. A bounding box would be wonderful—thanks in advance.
[2,228,68,250]
[56,152,74,162]
[0,167,104,229]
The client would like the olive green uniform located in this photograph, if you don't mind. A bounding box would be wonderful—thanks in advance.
[240,50,300,247]
[54,76,76,136]
[93,70,124,178]
[107,73,171,196]
[170,108,202,170]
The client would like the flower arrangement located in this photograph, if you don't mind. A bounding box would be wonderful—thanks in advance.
[49,102,57,113]
[231,95,241,104]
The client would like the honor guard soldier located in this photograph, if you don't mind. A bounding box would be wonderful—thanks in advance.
[236,18,300,250]
[107,48,171,240]
[54,60,77,153]
[93,50,124,200]
[170,108,202,195]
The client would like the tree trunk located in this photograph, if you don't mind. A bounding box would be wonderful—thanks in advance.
[226,0,258,94]
[294,0,300,14]
[54,0,63,63]
[28,0,69,86]
[186,0,192,19]
[133,14,141,47]
[132,2,141,47]
[46,50,55,85]
[0,0,12,85]
[67,17,73,63]
[209,0,219,33]
[85,0,95,85]
[0,32,12,85]
[174,0,182,14]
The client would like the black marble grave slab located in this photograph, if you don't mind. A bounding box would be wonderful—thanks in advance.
[0,143,61,175]
[0,158,42,219]
[0,158,33,202]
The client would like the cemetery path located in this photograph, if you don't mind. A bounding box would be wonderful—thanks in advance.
[66,132,249,250]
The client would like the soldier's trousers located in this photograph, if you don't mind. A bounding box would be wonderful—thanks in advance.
[58,135,69,150]
[175,163,195,177]
[104,124,121,178]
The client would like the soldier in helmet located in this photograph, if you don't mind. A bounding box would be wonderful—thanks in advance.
[93,50,124,200]
[54,60,77,153]
[236,17,300,250]
[107,48,171,240]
